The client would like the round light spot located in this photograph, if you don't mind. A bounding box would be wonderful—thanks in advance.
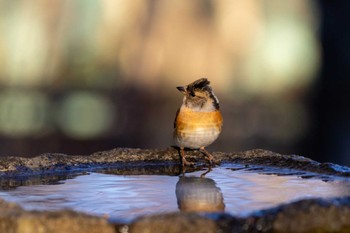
[58,91,115,139]
[0,90,49,137]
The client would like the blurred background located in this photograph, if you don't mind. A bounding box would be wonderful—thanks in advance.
[0,0,349,165]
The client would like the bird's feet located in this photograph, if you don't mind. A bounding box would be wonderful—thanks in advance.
[199,147,220,166]
[200,167,212,178]
[179,147,195,167]
[181,157,195,167]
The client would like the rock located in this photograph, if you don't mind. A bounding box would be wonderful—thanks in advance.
[0,148,350,177]
[130,213,218,233]
[0,200,115,233]
[0,148,350,232]
[218,197,350,233]
[271,198,350,233]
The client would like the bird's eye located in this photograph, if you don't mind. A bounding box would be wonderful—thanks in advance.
[190,91,195,97]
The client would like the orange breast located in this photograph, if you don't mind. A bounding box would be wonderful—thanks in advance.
[174,108,223,148]
[175,108,223,132]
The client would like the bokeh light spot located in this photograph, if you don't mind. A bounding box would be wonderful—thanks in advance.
[0,90,49,137]
[58,91,115,139]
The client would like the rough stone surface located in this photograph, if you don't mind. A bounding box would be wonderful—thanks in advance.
[271,198,350,233]
[0,200,115,233]
[129,213,218,233]
[1,148,350,177]
[222,197,350,233]
[0,148,350,233]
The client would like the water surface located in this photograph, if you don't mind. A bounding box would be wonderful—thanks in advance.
[0,164,349,222]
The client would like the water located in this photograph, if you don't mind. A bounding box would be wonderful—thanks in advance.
[0,163,349,222]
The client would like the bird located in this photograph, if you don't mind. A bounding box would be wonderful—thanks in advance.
[173,78,223,166]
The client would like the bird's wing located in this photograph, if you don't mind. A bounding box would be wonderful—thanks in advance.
[173,108,180,128]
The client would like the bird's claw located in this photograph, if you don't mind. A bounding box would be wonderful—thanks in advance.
[182,158,195,167]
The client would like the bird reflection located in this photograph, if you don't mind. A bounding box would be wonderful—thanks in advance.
[175,169,225,212]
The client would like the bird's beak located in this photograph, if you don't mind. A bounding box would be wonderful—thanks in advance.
[176,86,186,94]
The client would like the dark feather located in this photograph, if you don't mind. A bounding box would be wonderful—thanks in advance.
[173,108,180,128]
[189,78,210,90]
[210,92,220,110]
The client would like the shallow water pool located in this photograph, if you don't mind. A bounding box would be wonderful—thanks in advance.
[0,163,349,222]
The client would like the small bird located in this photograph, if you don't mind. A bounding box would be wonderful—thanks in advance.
[173,78,223,166]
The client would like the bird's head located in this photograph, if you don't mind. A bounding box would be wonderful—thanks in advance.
[176,78,219,111]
